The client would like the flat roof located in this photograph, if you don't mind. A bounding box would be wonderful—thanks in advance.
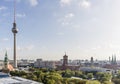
[0,76,42,84]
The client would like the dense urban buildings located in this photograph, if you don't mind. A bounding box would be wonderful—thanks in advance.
[9,54,119,74]
[1,51,119,74]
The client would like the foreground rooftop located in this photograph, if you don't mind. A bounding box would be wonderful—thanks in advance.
[0,76,42,84]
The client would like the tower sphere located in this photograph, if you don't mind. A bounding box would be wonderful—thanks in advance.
[12,28,18,33]
[12,23,18,33]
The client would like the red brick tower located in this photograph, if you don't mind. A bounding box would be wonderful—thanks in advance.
[63,53,68,66]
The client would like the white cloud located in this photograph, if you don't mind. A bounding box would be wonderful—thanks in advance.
[60,0,91,8]
[28,0,38,7]
[59,13,75,26]
[65,13,74,18]
[79,0,91,9]
[0,6,7,11]
[60,0,72,6]
[16,13,26,18]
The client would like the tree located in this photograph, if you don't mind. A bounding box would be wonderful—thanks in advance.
[62,69,75,77]
[75,71,83,77]
[96,72,111,83]
[43,72,62,84]
[87,73,93,79]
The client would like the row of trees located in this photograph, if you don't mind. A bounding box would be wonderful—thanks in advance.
[10,68,112,84]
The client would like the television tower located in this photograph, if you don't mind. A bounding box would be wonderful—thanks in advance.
[12,0,18,68]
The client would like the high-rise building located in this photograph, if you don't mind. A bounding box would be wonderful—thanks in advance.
[90,57,94,66]
[111,54,117,65]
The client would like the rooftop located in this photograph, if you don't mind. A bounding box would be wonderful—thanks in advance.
[0,76,42,84]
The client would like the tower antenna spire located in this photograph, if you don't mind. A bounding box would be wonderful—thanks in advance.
[14,0,16,23]
[12,0,18,68]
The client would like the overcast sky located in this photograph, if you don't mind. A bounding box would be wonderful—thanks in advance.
[0,0,120,61]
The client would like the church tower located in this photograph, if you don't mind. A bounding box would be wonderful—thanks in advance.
[2,52,14,73]
[4,51,9,69]
[90,57,94,66]
[111,54,117,65]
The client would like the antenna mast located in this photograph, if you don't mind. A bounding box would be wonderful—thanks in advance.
[12,0,18,68]
[14,0,16,23]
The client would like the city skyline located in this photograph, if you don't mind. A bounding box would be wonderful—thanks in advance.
[0,0,120,60]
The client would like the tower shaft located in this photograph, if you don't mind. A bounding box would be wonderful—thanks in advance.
[13,33,17,68]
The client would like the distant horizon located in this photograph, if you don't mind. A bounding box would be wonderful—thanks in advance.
[4,53,120,62]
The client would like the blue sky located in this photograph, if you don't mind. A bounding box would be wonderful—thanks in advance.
[0,0,120,61]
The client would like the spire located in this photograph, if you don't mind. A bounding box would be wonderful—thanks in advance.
[3,51,9,73]
[64,52,68,57]
[4,51,8,63]
[5,51,7,57]
[112,55,113,64]
[114,54,116,64]
[109,56,111,62]
[12,0,18,33]
[14,0,16,23]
